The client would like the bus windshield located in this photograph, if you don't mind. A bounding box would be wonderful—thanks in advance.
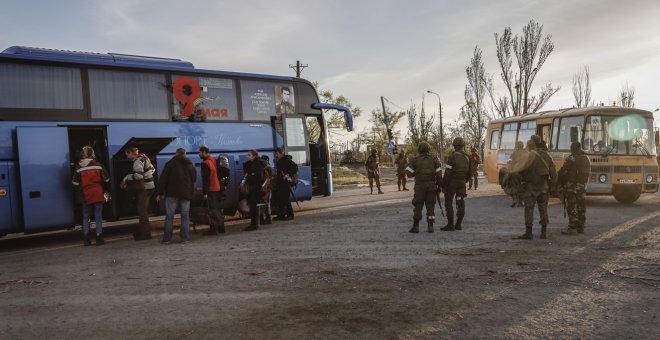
[582,114,656,156]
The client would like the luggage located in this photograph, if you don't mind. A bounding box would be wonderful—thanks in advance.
[190,199,211,232]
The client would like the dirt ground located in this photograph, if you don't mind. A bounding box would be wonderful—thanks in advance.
[1,180,659,339]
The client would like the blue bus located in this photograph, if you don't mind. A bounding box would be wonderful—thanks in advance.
[0,46,353,236]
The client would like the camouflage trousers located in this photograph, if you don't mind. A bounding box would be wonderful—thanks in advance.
[524,191,549,227]
[565,182,586,230]
[412,182,436,221]
[368,170,381,191]
[445,181,466,219]
[468,173,479,189]
[397,173,407,188]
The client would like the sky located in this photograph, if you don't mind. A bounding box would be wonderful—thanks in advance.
[2,0,660,140]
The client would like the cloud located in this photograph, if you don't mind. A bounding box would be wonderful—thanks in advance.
[1,0,659,135]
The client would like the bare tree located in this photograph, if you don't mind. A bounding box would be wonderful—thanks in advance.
[464,46,492,155]
[309,83,362,134]
[495,19,560,115]
[572,66,592,108]
[619,82,635,108]
[407,104,434,149]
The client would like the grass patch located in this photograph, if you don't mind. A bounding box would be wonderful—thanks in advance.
[332,166,368,186]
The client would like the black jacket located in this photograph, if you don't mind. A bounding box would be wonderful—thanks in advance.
[157,154,196,200]
[276,155,298,182]
[243,159,264,188]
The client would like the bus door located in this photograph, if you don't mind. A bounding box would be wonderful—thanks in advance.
[538,124,551,146]
[16,126,75,232]
[65,126,110,221]
[305,115,329,196]
[282,115,313,201]
[114,137,175,218]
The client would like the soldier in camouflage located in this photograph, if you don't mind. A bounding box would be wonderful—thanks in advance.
[441,137,471,231]
[517,135,557,240]
[558,141,591,235]
[468,147,481,190]
[365,148,384,194]
[406,142,442,233]
[395,150,409,191]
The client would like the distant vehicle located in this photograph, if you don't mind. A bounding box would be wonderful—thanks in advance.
[485,106,659,203]
[0,46,353,236]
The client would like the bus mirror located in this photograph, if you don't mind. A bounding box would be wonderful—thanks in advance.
[655,130,659,148]
[570,126,579,143]
[311,102,354,132]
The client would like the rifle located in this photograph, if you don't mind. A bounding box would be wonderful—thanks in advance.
[435,190,445,217]
[287,182,301,209]
[557,184,567,219]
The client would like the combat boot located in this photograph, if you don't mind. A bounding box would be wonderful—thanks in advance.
[398,184,401,191]
[378,188,384,194]
[561,227,577,235]
[95,234,105,245]
[409,219,420,233]
[427,216,435,233]
[455,216,463,230]
[83,232,92,247]
[515,226,533,240]
[440,216,455,231]
[540,225,547,239]
[403,186,409,191]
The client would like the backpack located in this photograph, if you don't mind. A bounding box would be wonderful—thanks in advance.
[216,155,230,190]
[287,162,299,186]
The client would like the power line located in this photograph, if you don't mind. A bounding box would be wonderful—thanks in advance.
[382,97,406,111]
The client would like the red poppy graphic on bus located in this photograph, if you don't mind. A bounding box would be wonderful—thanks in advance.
[172,77,228,118]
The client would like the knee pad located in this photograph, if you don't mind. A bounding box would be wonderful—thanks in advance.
[427,215,435,222]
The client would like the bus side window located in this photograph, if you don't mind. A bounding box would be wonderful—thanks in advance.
[490,130,500,150]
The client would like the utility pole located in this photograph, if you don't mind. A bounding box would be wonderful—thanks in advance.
[289,60,308,78]
[380,96,395,165]
[427,91,444,162]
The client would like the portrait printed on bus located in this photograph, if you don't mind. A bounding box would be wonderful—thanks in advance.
[275,84,295,118]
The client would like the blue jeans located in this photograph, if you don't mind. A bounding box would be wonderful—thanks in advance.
[82,202,104,236]
[163,197,190,242]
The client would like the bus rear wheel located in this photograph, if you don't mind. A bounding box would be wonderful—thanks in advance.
[613,185,641,204]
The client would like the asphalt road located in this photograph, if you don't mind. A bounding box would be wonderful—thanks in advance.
[1,181,659,339]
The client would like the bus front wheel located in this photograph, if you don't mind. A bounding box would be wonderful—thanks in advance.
[613,185,641,204]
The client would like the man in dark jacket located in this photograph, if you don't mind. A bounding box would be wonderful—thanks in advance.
[157,148,196,243]
[243,150,264,230]
[273,147,298,221]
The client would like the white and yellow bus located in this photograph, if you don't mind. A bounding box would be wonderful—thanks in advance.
[485,107,658,203]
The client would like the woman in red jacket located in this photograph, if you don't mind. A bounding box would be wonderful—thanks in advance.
[72,146,110,246]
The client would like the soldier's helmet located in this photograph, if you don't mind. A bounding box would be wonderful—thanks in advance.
[452,137,465,147]
[418,142,430,153]
[530,134,542,147]
[370,148,377,155]
[470,147,477,153]
[571,141,581,152]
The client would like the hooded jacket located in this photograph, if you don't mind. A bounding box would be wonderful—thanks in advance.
[72,158,110,204]
[157,154,196,200]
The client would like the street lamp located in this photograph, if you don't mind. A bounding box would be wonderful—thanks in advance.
[427,90,444,162]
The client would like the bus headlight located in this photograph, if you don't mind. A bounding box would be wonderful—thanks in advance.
[599,174,607,183]
[646,175,654,183]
